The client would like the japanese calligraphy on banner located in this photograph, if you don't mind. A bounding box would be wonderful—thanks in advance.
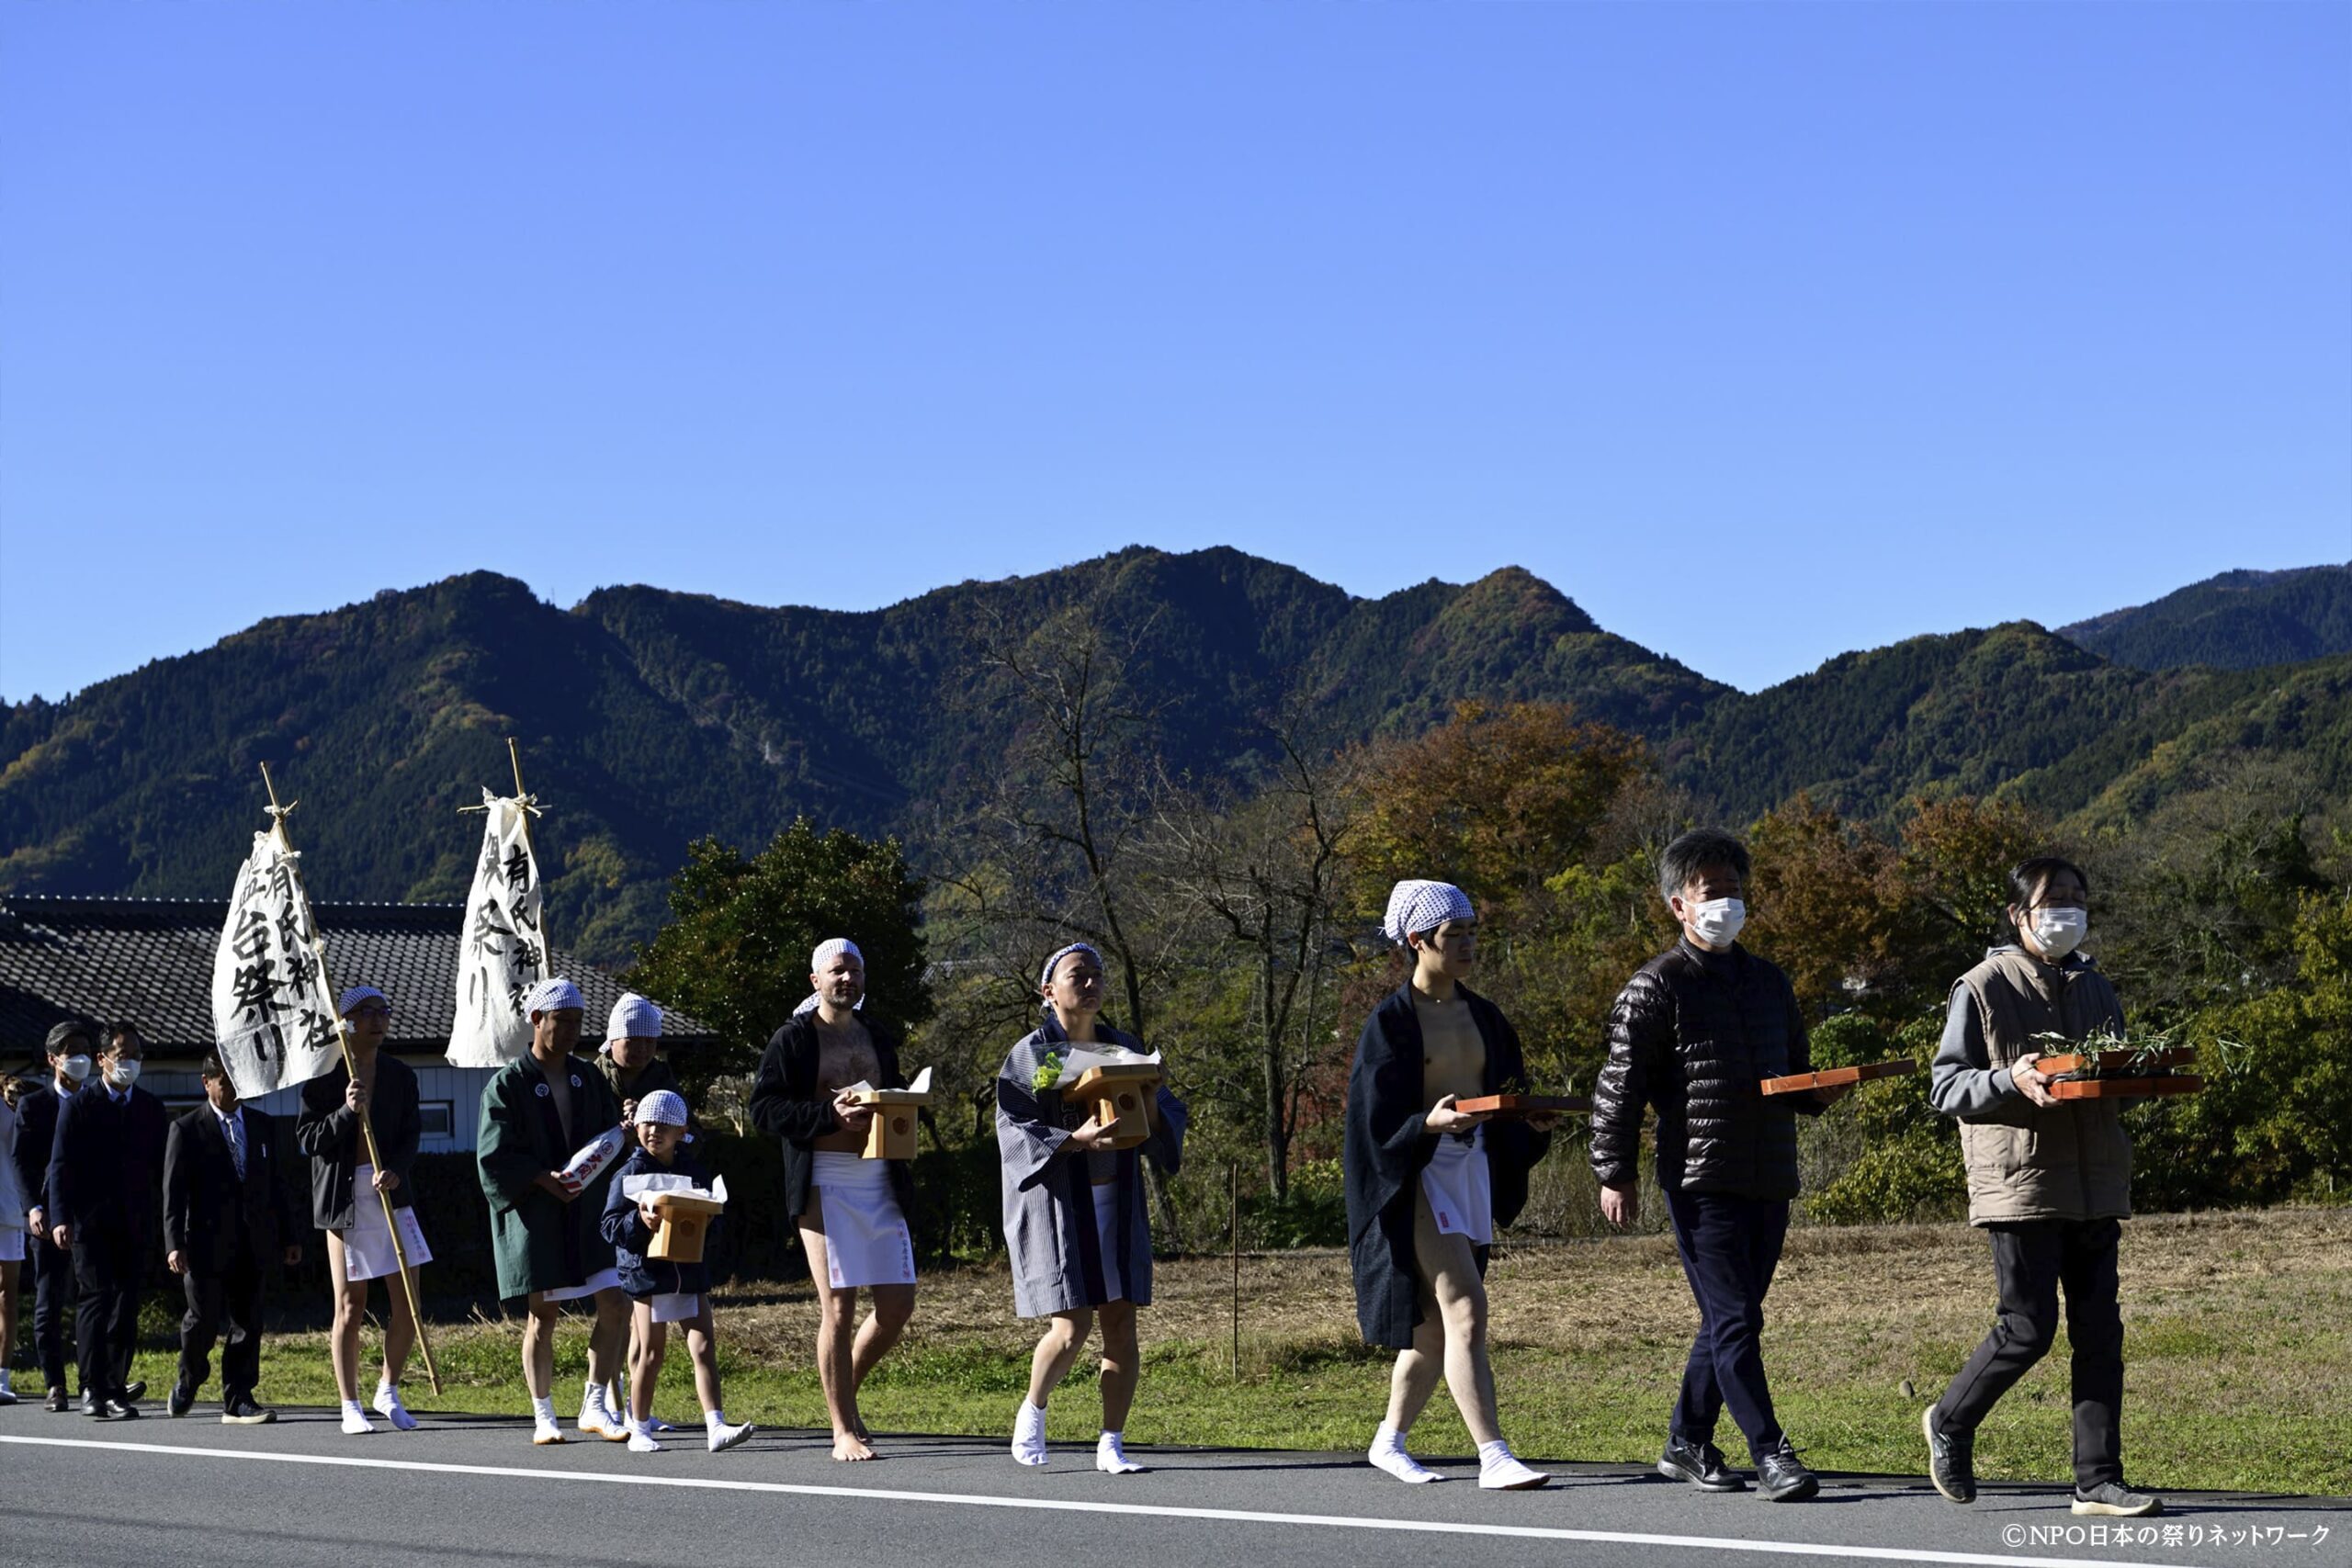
[447,789,546,1067]
[209,831,345,1100]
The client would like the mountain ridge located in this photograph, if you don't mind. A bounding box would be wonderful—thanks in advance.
[6,547,2347,961]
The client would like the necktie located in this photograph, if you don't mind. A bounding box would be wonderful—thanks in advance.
[225,1113,246,1181]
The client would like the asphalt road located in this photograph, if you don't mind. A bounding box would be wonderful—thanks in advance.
[0,1405,2339,1568]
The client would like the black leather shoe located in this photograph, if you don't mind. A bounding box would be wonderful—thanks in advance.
[1755,1438,1819,1502]
[121,1380,147,1404]
[1658,1434,1746,1492]
[82,1398,119,1420]
[167,1382,195,1418]
[45,1390,70,1413]
[1923,1405,1976,1504]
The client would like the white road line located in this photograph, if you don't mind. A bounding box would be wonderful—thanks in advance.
[0,1434,2209,1568]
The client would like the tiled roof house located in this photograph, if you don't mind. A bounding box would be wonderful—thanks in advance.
[0,894,715,1152]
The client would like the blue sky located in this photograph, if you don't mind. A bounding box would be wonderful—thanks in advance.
[3,2,2346,702]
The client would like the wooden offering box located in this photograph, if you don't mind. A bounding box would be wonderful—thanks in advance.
[648,1192,725,1263]
[1453,1094,1592,1117]
[2032,1046,2203,1101]
[2051,1075,2204,1100]
[854,1088,932,1161]
[1066,1063,1163,1151]
[1759,1059,1917,1097]
[2031,1047,2196,1078]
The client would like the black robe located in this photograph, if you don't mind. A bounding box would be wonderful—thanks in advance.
[1343,982,1552,1350]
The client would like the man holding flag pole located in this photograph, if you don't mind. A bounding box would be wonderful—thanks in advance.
[213,764,442,1425]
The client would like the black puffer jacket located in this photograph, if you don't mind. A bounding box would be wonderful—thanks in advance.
[1590,939,1822,1201]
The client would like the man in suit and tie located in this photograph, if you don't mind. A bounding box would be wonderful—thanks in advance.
[164,1054,304,1423]
[13,1021,96,1411]
[47,1022,169,1419]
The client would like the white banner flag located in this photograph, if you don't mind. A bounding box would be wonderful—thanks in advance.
[209,831,345,1100]
[447,789,547,1067]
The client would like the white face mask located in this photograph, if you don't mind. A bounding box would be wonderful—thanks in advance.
[59,1054,93,1083]
[1686,897,1747,948]
[104,1058,141,1089]
[2030,908,2087,961]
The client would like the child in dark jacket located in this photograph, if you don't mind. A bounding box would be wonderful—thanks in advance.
[599,1091,753,1454]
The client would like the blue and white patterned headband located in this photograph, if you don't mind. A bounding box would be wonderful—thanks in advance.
[1382,880,1475,946]
[1039,942,1103,990]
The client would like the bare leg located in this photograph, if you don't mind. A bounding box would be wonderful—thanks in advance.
[1384,1191,1501,1445]
[1418,1200,1502,1447]
[628,1303,664,1427]
[685,1314,723,1416]
[380,1272,417,1388]
[847,1282,915,1437]
[800,1201,876,1460]
[326,1234,366,1404]
[1025,1309,1094,1407]
[521,1295,560,1400]
[1097,1300,1140,1432]
[586,1287,628,1387]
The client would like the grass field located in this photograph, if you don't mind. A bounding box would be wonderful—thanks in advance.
[50,1206,2351,1497]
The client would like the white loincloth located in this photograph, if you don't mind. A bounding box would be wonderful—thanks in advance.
[650,1292,701,1324]
[1419,1127,1493,1245]
[546,1266,622,1303]
[811,1150,915,1289]
[1091,1182,1126,1303]
[338,1164,435,1282]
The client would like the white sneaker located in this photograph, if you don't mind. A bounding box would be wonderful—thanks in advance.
[578,1405,629,1442]
[707,1419,755,1453]
[628,1427,663,1454]
[1095,1432,1145,1474]
[371,1386,418,1431]
[1011,1400,1049,1467]
[532,1414,567,1446]
[1478,1442,1550,1491]
[339,1404,377,1436]
[1369,1432,1442,1483]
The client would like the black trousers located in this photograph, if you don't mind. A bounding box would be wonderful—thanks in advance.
[1664,1188,1790,1462]
[177,1243,265,1401]
[1935,1217,2125,1491]
[28,1231,75,1393]
[72,1224,148,1404]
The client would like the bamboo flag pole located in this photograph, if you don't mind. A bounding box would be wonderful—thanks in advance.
[260,762,443,1394]
[505,738,553,971]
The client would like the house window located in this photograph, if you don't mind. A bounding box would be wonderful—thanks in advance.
[420,1101,456,1141]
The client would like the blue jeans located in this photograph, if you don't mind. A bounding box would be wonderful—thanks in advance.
[1665,1188,1790,1463]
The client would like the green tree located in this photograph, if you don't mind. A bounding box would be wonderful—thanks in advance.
[625,820,931,1093]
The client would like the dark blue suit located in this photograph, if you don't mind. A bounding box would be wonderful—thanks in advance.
[10,1083,74,1393]
[46,1083,169,1404]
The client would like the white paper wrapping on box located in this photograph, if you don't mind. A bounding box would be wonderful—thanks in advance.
[619,1172,729,1204]
[1050,1045,1160,1090]
[839,1066,933,1097]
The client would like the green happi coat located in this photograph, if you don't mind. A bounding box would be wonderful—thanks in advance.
[476,1053,623,1303]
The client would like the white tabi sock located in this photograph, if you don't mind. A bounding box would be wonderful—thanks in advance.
[340,1399,375,1436]
[1095,1430,1145,1475]
[580,1379,607,1420]
[1011,1399,1049,1467]
[533,1395,559,1422]
[1369,1423,1441,1483]
[1477,1438,1550,1491]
